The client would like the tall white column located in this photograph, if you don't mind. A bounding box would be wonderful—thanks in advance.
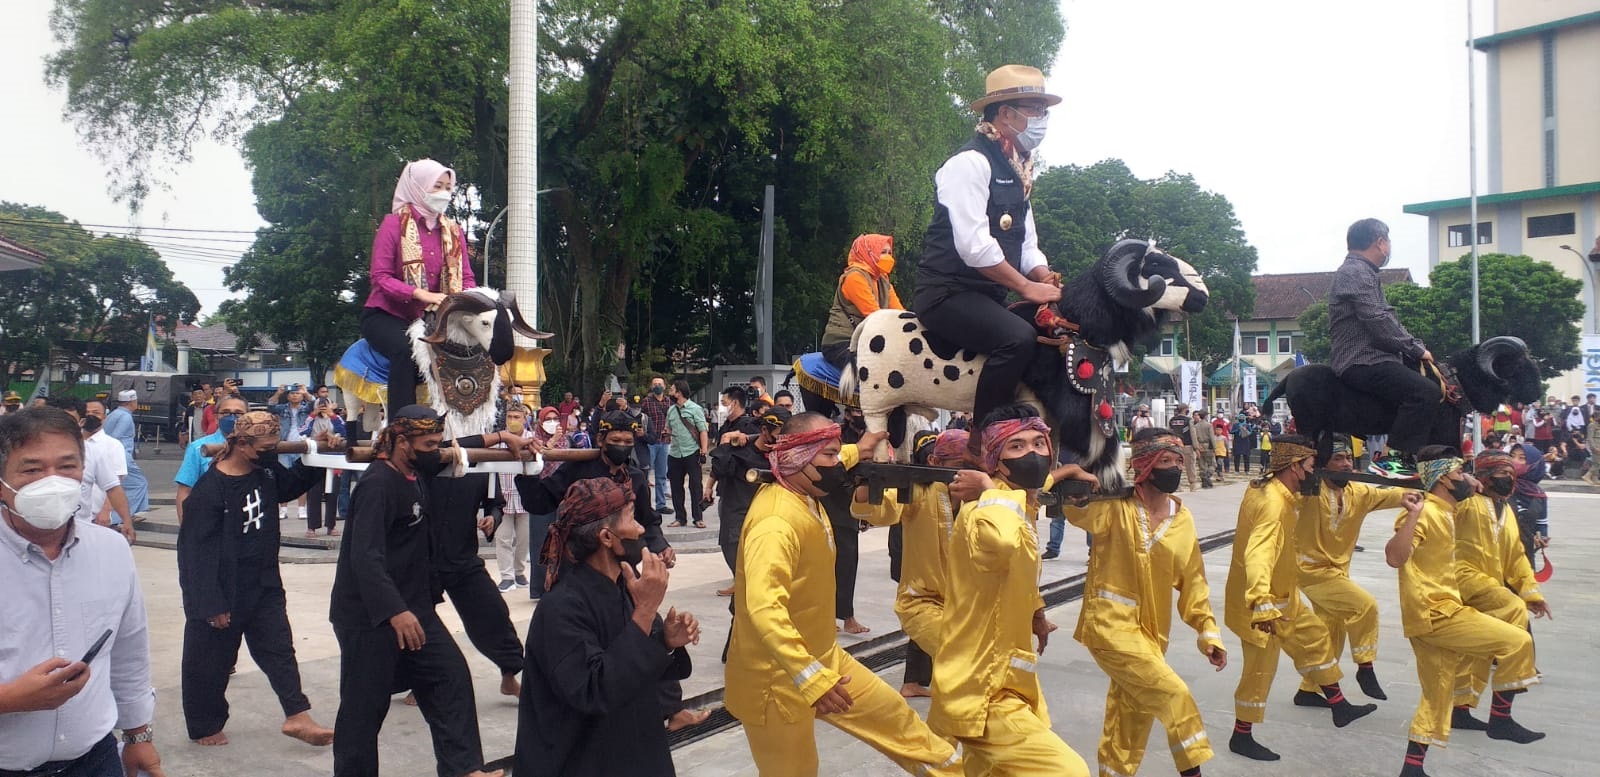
[507,0,538,342]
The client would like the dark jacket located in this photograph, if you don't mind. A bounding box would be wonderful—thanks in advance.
[520,457,669,554]
[516,563,689,777]
[1328,254,1425,375]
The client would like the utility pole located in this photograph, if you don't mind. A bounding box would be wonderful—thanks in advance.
[505,0,549,403]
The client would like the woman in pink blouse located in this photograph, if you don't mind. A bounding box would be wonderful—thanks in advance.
[359,159,477,414]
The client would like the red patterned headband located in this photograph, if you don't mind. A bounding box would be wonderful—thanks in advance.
[980,417,1051,473]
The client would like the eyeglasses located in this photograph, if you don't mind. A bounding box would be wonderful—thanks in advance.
[1007,102,1050,117]
[217,409,245,417]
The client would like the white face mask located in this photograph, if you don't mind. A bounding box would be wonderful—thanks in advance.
[1011,111,1048,152]
[542,419,560,435]
[2,475,82,531]
[423,190,453,214]
[715,404,730,424]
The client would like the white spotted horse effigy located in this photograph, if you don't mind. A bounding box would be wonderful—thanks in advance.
[336,287,544,437]
[795,239,1208,490]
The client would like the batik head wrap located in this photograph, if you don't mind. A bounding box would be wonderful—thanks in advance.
[1473,450,1514,478]
[980,417,1052,474]
[1419,457,1463,492]
[1129,432,1184,484]
[929,429,971,468]
[910,430,940,465]
[766,423,842,495]
[757,406,792,432]
[596,410,640,438]
[1266,440,1316,474]
[1329,435,1353,457]
[541,477,635,589]
[373,405,443,455]
[392,158,455,229]
[216,410,281,461]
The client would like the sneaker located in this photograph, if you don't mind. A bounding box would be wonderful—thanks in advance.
[498,579,516,593]
[1041,549,1060,560]
[514,575,529,588]
[1368,454,1417,480]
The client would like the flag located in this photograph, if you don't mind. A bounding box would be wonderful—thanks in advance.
[27,361,50,403]
[1294,351,1307,368]
[142,321,161,372]
[1231,319,1242,408]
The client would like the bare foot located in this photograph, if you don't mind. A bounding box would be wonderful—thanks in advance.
[842,617,870,635]
[900,683,931,698]
[500,672,521,697]
[402,692,418,706]
[304,530,318,538]
[281,712,335,747]
[716,586,734,597]
[666,708,711,732]
[194,732,229,746]
[464,771,504,777]
[328,527,341,537]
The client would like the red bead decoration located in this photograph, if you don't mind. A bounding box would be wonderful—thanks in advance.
[1098,400,1113,419]
[1076,360,1096,381]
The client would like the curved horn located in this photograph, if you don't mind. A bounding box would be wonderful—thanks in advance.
[1099,240,1167,309]
[1475,335,1526,377]
[497,289,553,341]
[421,294,461,345]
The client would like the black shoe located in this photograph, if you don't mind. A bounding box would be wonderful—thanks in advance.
[1352,544,1366,552]
[1357,666,1388,700]
[1451,707,1489,731]
[658,506,674,515]
[1486,716,1545,744]
[514,575,529,588]
[497,579,516,593]
[1041,549,1060,560]
[1294,690,1330,708]
[1332,701,1378,728]
[1229,732,1280,761]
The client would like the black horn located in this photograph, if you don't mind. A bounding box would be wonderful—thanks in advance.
[1099,240,1167,309]
[497,289,554,341]
[1475,336,1526,377]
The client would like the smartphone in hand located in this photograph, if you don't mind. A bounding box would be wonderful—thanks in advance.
[67,629,113,681]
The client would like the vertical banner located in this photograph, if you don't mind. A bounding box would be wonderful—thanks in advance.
[1179,360,1203,409]
[1242,366,1258,405]
[1584,335,1600,394]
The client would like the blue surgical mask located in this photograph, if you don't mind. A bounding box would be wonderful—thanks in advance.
[1014,112,1048,152]
[218,414,238,435]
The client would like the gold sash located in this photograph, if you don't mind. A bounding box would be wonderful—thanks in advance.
[399,206,465,298]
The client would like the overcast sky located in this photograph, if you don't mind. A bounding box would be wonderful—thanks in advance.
[1,0,1491,317]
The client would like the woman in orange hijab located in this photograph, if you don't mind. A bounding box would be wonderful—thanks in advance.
[821,233,903,366]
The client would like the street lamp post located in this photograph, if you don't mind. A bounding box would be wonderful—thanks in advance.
[1559,243,1600,336]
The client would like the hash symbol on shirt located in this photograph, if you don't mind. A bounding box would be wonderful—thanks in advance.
[242,489,264,534]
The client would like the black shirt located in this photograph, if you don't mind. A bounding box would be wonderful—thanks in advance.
[179,457,318,621]
[516,563,687,777]
[330,461,436,630]
[1169,414,1194,446]
[519,458,668,553]
[709,427,769,547]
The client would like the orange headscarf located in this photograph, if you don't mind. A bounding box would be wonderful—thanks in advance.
[847,234,895,277]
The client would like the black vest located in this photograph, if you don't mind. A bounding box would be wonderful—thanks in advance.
[915,134,1031,308]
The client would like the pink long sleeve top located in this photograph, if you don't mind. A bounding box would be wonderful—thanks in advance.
[362,209,476,321]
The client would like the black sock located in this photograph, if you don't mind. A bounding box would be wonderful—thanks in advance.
[1399,740,1429,776]
[1452,704,1488,730]
[1486,690,1545,743]
[1325,684,1378,727]
[1321,683,1348,706]
[1229,721,1280,761]
[1356,662,1387,699]
[1179,768,1200,777]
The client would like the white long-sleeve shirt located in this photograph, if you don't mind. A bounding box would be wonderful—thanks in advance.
[932,149,1048,276]
[0,517,156,770]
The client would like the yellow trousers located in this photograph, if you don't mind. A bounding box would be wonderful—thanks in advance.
[742,652,960,777]
[1091,644,1213,775]
[1453,587,1531,709]
[1297,569,1379,692]
[1407,606,1537,746]
[895,593,943,658]
[1234,601,1341,722]
[956,695,1088,777]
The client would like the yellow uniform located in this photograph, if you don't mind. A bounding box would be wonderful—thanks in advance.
[894,481,954,655]
[932,486,1088,777]
[1224,479,1341,721]
[1068,496,1220,776]
[1451,495,1543,708]
[1294,482,1407,692]
[1398,494,1538,747]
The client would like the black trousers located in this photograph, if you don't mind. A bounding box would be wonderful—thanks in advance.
[667,454,704,523]
[903,640,933,687]
[333,614,482,777]
[360,307,420,416]
[526,511,556,599]
[833,519,861,620]
[440,566,525,675]
[180,585,311,740]
[913,290,1036,432]
[304,471,335,532]
[1234,441,1252,473]
[721,542,738,574]
[1511,494,1547,567]
[1338,361,1443,454]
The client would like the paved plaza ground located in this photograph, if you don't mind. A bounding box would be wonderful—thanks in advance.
[125,452,1597,776]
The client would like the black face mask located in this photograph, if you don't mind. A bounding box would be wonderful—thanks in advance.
[1150,466,1183,494]
[813,463,851,496]
[1487,475,1515,496]
[618,536,646,570]
[1448,478,1475,502]
[603,444,633,466]
[1001,452,1051,490]
[412,449,442,473]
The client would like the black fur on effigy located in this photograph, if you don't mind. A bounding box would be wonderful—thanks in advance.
[1264,336,1541,463]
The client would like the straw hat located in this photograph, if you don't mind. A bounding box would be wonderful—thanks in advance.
[970,65,1063,112]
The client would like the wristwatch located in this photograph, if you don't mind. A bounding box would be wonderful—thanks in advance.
[122,725,154,745]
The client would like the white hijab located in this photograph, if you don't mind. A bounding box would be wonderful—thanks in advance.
[391,158,455,228]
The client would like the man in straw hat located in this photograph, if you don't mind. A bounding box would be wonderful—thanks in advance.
[176,410,335,748]
[1293,434,1411,706]
[724,413,957,776]
[1224,433,1376,762]
[1063,427,1225,777]
[1447,449,1551,733]
[1386,446,1543,777]
[516,477,700,777]
[913,65,1064,453]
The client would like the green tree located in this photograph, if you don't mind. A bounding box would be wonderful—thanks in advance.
[1296,301,1330,363]
[0,203,200,386]
[1031,162,1259,366]
[1388,252,1582,378]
